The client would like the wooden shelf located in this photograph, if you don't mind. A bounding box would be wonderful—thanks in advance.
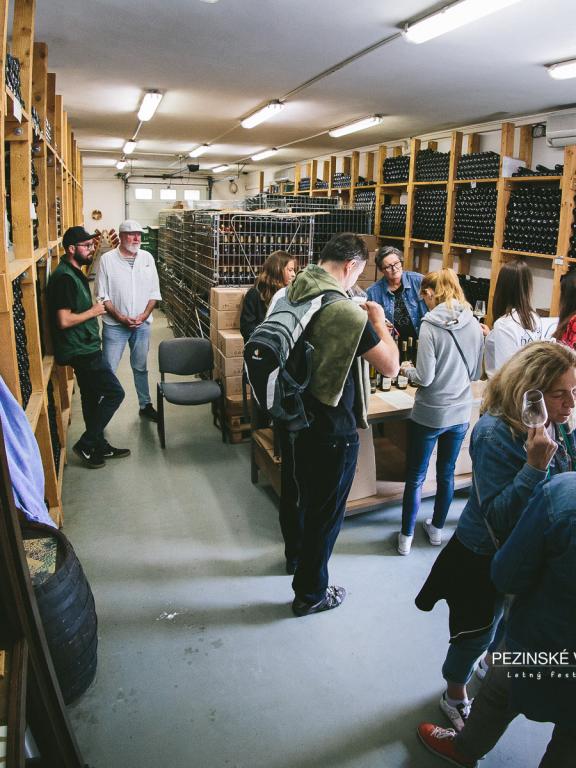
[413,180,447,186]
[42,355,54,383]
[505,175,562,183]
[450,242,493,252]
[380,182,408,188]
[8,257,33,280]
[454,178,499,184]
[501,248,556,260]
[5,85,30,122]
[380,235,404,241]
[25,392,43,430]
[34,247,47,261]
[410,238,444,245]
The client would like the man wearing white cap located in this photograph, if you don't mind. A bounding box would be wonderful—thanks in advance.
[96,219,162,422]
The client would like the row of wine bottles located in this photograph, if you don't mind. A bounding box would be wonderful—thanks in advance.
[503,186,561,255]
[12,276,32,409]
[5,52,24,107]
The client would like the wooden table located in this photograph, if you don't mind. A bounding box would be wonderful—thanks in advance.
[251,381,485,516]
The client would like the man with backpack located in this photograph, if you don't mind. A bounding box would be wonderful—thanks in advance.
[281,233,399,616]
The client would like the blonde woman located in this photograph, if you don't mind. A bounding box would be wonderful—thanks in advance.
[416,342,576,733]
[398,269,484,555]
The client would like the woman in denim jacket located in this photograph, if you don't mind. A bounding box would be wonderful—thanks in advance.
[366,246,427,341]
[416,341,576,732]
[418,472,576,768]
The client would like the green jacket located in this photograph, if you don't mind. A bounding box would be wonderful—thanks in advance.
[47,259,101,364]
[287,263,371,428]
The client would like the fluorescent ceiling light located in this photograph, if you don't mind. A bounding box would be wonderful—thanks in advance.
[123,140,136,155]
[137,91,163,121]
[189,144,210,157]
[116,160,127,170]
[329,115,384,138]
[241,101,284,129]
[251,148,278,162]
[403,0,522,44]
[547,59,576,80]
[212,164,230,173]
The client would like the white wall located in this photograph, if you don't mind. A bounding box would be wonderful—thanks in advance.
[82,167,124,232]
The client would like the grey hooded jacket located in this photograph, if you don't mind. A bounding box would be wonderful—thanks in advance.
[409,301,484,428]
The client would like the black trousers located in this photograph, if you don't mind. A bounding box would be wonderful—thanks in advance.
[279,428,302,565]
[291,430,359,604]
[70,351,125,451]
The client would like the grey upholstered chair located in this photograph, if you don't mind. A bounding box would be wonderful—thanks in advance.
[157,338,225,448]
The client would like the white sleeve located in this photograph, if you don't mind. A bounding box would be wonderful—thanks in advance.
[486,319,519,376]
[148,255,162,301]
[95,255,110,301]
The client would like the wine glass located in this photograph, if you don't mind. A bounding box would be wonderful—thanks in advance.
[473,300,486,321]
[521,389,548,429]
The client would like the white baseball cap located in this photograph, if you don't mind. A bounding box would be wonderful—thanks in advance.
[119,219,146,233]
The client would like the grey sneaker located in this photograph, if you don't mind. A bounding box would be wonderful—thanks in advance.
[439,692,471,732]
[292,586,346,617]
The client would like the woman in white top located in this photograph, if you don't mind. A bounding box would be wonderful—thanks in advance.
[484,260,557,378]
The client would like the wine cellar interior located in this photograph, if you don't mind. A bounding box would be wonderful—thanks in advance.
[1,1,576,766]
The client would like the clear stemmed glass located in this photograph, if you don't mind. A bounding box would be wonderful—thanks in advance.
[521,389,548,429]
[473,300,486,321]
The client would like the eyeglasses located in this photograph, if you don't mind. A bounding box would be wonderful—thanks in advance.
[76,242,94,249]
[383,261,402,272]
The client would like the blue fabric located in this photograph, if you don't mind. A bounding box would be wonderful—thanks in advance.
[491,473,576,726]
[366,271,427,334]
[401,420,469,536]
[102,322,152,407]
[0,375,55,527]
[454,413,569,555]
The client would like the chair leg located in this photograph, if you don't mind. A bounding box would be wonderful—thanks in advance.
[157,384,166,449]
[219,396,226,443]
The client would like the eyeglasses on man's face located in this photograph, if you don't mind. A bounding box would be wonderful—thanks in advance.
[76,241,94,249]
[383,260,402,272]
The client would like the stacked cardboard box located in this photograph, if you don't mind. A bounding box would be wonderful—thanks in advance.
[210,286,248,399]
[356,234,380,294]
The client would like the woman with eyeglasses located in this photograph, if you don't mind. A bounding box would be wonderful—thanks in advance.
[366,246,428,341]
[415,342,576,734]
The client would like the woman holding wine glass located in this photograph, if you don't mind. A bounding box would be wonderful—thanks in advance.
[484,260,557,377]
[415,341,576,733]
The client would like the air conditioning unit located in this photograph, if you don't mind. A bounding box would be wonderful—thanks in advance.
[273,167,294,182]
[546,112,576,147]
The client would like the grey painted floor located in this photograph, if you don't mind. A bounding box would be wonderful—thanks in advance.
[62,315,552,768]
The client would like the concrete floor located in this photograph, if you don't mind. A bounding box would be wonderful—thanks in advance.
[62,315,552,768]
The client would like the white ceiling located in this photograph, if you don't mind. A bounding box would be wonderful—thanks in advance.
[32,0,576,175]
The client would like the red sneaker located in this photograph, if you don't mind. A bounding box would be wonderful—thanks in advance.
[417,723,477,767]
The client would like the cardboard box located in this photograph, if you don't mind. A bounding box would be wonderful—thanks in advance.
[210,286,249,311]
[209,324,218,347]
[360,234,380,252]
[216,348,244,378]
[218,329,244,358]
[210,306,241,330]
[221,375,243,396]
[357,278,376,292]
[358,263,376,282]
[348,426,377,502]
[366,249,377,265]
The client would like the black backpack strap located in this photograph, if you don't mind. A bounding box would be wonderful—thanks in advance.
[445,328,472,380]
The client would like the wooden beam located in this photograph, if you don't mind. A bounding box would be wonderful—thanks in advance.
[518,125,533,169]
[552,144,576,314]
[443,131,463,267]
[11,0,36,113]
[466,133,480,154]
[404,138,420,271]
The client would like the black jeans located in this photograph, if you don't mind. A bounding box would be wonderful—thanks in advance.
[292,430,359,604]
[279,428,302,564]
[70,351,125,451]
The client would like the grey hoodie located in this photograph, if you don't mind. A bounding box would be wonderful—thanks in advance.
[410,301,484,428]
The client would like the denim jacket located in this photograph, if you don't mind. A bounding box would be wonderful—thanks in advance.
[366,271,427,335]
[491,473,576,725]
[456,413,575,556]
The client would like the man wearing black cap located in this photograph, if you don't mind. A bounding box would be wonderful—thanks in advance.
[47,226,129,468]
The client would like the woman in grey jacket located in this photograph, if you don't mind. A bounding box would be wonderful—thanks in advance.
[398,269,484,556]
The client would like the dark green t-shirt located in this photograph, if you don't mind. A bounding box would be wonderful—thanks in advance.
[47,259,101,364]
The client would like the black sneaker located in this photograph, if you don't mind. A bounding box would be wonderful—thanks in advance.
[139,403,158,422]
[101,442,131,459]
[73,443,105,469]
[292,586,346,617]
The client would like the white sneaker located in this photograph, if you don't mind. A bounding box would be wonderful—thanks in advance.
[397,533,413,555]
[423,518,442,545]
[439,692,471,732]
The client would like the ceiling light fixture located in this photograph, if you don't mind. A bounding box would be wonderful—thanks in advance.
[137,91,163,121]
[547,58,576,80]
[189,144,210,157]
[123,140,136,155]
[329,115,384,138]
[116,159,127,170]
[212,164,231,173]
[251,148,278,162]
[241,100,284,129]
[403,0,522,44]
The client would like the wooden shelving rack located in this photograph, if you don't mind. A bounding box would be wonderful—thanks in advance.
[0,0,84,528]
[279,121,576,320]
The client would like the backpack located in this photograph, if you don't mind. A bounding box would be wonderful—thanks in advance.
[243,287,346,432]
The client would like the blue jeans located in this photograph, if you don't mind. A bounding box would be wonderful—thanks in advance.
[292,431,359,604]
[102,322,152,408]
[401,420,469,537]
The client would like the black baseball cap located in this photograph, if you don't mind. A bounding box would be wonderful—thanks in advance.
[62,226,97,248]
